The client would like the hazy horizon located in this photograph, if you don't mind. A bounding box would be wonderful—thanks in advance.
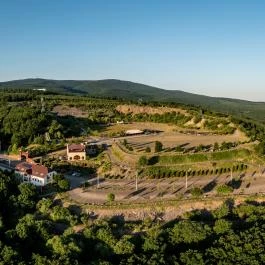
[1,0,265,101]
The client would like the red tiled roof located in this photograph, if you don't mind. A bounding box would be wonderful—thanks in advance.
[15,162,32,173]
[15,162,49,179]
[68,144,85,152]
[32,164,48,178]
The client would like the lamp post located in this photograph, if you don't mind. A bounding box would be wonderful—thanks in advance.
[135,170,138,191]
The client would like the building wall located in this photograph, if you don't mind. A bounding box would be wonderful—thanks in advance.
[31,176,45,186]
[67,151,86,161]
[15,170,54,186]
[47,171,56,184]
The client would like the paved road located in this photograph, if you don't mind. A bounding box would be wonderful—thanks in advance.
[0,163,13,172]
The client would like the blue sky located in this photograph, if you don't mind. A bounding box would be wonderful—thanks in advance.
[1,0,265,101]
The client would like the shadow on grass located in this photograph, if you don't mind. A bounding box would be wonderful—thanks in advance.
[125,187,146,199]
[228,179,242,190]
[202,179,217,193]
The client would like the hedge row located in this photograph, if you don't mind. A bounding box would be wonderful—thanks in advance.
[144,164,248,179]
[151,149,250,165]
[104,174,125,179]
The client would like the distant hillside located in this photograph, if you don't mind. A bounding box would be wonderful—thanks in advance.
[1,78,265,122]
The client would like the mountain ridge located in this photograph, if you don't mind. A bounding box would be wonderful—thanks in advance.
[1,78,265,122]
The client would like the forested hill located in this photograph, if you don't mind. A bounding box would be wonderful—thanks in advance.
[1,78,265,121]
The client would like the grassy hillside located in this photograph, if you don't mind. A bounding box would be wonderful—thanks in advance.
[1,78,265,122]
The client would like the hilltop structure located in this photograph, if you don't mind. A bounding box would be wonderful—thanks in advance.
[67,143,86,160]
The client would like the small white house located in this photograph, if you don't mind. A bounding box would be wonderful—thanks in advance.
[15,162,56,186]
[125,129,144,136]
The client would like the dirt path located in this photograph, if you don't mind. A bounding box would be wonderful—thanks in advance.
[65,195,265,221]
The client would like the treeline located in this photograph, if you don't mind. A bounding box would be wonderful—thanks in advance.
[2,170,265,264]
[232,116,265,141]
[0,105,63,150]
[0,88,58,102]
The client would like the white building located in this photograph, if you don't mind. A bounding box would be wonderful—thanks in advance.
[15,162,56,186]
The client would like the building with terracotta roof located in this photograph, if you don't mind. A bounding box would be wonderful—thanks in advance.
[15,162,56,186]
[67,143,86,161]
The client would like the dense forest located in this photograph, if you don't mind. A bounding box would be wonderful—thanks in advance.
[1,170,265,264]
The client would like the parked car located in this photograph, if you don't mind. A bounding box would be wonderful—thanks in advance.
[72,172,81,177]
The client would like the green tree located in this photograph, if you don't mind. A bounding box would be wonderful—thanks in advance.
[17,183,38,209]
[37,198,53,215]
[46,235,81,257]
[154,141,163,152]
[58,179,70,191]
[143,225,165,252]
[50,205,73,224]
[180,249,204,265]
[114,235,135,255]
[213,219,232,234]
[170,221,209,244]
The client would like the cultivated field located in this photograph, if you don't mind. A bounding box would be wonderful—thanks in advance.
[68,167,265,205]
[126,128,248,151]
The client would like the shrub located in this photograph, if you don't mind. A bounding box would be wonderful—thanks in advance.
[190,187,203,197]
[145,146,151,153]
[175,145,184,152]
[107,193,115,202]
[128,146,133,151]
[138,156,148,167]
[216,184,233,195]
